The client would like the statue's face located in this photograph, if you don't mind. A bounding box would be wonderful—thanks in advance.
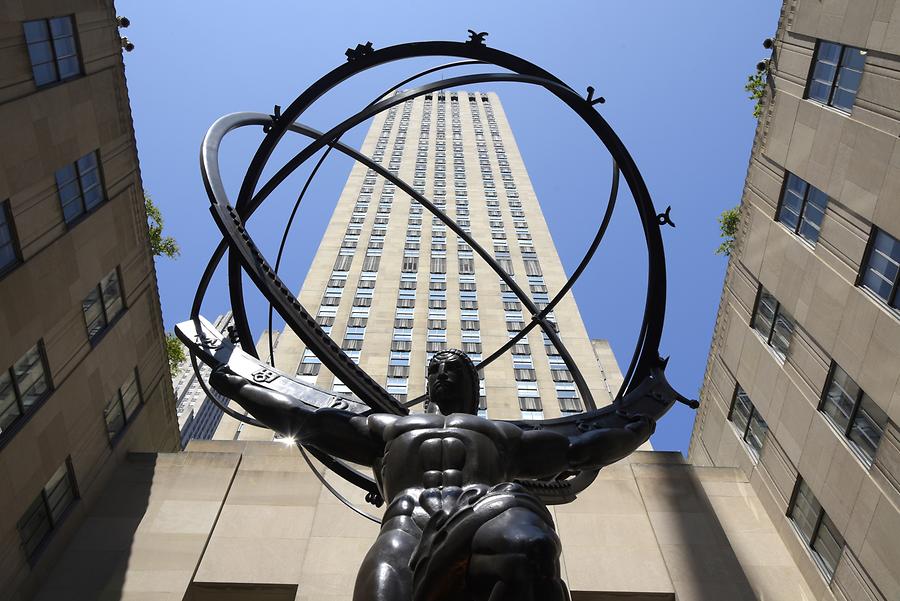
[426,351,479,415]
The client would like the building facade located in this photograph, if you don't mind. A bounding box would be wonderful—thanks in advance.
[690,2,900,600]
[0,2,180,598]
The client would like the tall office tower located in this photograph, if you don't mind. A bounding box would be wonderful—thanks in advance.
[0,2,180,598]
[216,90,618,442]
[690,2,900,600]
[173,312,233,446]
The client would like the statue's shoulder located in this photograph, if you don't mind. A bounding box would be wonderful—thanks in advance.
[369,413,443,439]
[446,414,522,440]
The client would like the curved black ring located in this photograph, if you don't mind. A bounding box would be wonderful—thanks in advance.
[192,40,669,500]
[219,41,665,406]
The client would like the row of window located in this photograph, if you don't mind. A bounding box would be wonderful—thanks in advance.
[11,366,143,559]
[747,287,889,465]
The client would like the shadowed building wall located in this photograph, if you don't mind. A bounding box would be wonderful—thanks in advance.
[0,2,180,598]
[691,2,900,600]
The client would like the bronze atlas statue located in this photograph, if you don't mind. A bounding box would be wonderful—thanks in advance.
[176,32,696,601]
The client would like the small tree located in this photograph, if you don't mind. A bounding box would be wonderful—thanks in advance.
[716,206,740,257]
[166,332,186,374]
[745,71,766,119]
[145,193,180,259]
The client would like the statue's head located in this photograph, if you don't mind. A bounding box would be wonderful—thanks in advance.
[426,349,480,415]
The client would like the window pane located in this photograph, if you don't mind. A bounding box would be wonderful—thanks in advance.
[0,205,16,271]
[83,286,106,339]
[17,495,51,557]
[43,462,74,523]
[848,394,887,464]
[731,386,752,433]
[822,365,857,432]
[746,409,768,454]
[799,187,828,243]
[100,270,123,320]
[27,40,54,66]
[52,35,75,59]
[779,174,806,231]
[0,371,21,431]
[812,514,844,577]
[791,480,820,543]
[13,345,48,411]
[771,311,795,356]
[121,373,141,419]
[104,394,125,439]
[48,16,74,38]
[55,54,78,80]
[754,291,777,340]
[862,230,900,301]
[23,20,50,42]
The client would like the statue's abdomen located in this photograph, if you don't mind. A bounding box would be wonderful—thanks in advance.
[380,429,506,500]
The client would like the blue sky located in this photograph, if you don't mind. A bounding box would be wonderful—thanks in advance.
[120,1,782,453]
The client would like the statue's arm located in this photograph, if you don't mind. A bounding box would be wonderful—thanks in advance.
[209,367,382,466]
[567,413,655,470]
[514,413,654,477]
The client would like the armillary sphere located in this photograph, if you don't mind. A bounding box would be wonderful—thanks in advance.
[176,32,697,523]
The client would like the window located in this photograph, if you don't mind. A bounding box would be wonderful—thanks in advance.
[81,268,124,342]
[17,459,77,559]
[23,16,81,87]
[859,228,900,309]
[0,201,21,275]
[334,255,353,271]
[56,151,104,224]
[789,478,845,580]
[104,369,142,441]
[518,382,543,419]
[777,173,828,244]
[728,385,768,457]
[807,41,865,113]
[820,364,887,465]
[752,287,794,358]
[402,257,418,273]
[556,383,582,413]
[298,350,321,376]
[0,343,51,437]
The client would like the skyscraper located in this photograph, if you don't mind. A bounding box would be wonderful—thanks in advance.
[0,2,179,597]
[691,2,900,599]
[216,90,620,438]
[173,312,232,446]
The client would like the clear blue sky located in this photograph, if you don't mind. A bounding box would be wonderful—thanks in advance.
[120,1,782,453]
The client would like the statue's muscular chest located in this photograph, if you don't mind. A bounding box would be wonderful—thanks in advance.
[373,414,517,493]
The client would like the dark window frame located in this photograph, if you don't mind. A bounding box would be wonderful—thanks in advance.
[0,341,54,449]
[750,286,794,359]
[856,226,900,310]
[16,457,79,563]
[787,478,845,581]
[104,368,144,445]
[0,200,23,279]
[817,362,888,466]
[727,384,769,457]
[805,40,865,113]
[55,150,108,227]
[23,15,83,88]
[82,267,126,344]
[776,172,828,245]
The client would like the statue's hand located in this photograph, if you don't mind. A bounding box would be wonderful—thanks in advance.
[624,412,655,440]
[208,366,247,399]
